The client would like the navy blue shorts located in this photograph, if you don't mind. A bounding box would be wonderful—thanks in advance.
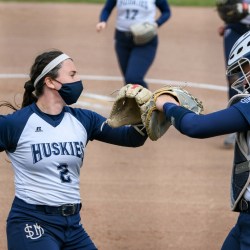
[6,197,98,250]
[114,29,158,89]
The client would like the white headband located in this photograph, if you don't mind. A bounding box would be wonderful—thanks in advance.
[34,53,70,87]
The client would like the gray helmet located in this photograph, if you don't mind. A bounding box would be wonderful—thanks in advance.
[227,31,250,93]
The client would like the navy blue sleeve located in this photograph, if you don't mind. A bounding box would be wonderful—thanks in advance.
[96,123,147,147]
[163,103,249,138]
[0,106,33,152]
[233,97,250,124]
[155,0,171,26]
[72,108,147,147]
[99,0,116,22]
[0,115,13,151]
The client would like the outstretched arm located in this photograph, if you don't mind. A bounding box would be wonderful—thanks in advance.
[162,103,249,138]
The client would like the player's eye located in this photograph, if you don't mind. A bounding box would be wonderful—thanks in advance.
[70,71,77,77]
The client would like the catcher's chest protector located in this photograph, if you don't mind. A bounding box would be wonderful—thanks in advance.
[229,95,250,211]
[231,131,250,211]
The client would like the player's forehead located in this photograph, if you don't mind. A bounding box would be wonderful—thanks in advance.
[59,59,77,74]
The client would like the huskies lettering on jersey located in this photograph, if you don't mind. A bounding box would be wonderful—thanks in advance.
[118,0,148,10]
[31,141,84,163]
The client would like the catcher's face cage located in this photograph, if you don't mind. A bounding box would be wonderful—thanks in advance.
[227,57,250,94]
[226,30,250,93]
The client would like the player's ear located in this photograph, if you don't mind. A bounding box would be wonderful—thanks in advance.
[44,77,56,89]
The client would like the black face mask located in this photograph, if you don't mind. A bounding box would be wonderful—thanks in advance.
[57,80,84,105]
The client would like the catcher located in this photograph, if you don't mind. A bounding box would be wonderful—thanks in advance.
[96,0,171,89]
[156,31,250,249]
[216,0,250,147]
[109,29,250,250]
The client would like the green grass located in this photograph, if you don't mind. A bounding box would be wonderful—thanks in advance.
[0,0,216,7]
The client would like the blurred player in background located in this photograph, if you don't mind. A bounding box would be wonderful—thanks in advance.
[216,0,250,147]
[96,0,171,89]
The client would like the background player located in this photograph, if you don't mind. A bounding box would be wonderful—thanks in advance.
[154,30,250,249]
[96,0,171,89]
[2,49,148,250]
[216,0,250,147]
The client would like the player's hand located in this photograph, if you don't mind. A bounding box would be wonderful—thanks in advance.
[155,94,179,112]
[218,25,225,36]
[96,22,107,32]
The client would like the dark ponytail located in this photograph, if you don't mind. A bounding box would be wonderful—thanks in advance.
[22,80,37,108]
[0,49,64,112]
[21,49,64,108]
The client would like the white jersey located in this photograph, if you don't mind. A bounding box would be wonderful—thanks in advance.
[0,104,98,206]
[2,104,94,206]
[116,0,156,31]
[9,113,86,206]
[0,103,146,206]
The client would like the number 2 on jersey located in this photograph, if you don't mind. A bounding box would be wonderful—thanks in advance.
[57,164,72,183]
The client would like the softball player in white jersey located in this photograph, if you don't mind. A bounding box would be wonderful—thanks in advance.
[96,0,171,89]
[2,50,148,250]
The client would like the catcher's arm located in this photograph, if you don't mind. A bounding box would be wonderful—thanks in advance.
[155,94,180,112]
[142,86,203,141]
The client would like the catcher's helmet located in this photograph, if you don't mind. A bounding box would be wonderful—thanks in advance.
[227,30,250,93]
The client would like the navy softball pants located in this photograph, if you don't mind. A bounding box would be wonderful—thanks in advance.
[114,29,158,89]
[6,197,97,250]
[224,23,250,99]
[221,213,250,250]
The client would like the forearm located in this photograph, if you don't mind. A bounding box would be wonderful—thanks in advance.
[155,0,171,26]
[96,124,147,147]
[99,0,116,22]
[163,103,249,138]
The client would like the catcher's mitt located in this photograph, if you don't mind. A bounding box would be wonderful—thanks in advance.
[216,0,249,23]
[130,22,157,45]
[106,84,152,128]
[142,86,204,141]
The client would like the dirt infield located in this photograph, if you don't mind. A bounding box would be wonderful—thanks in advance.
[0,3,238,250]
